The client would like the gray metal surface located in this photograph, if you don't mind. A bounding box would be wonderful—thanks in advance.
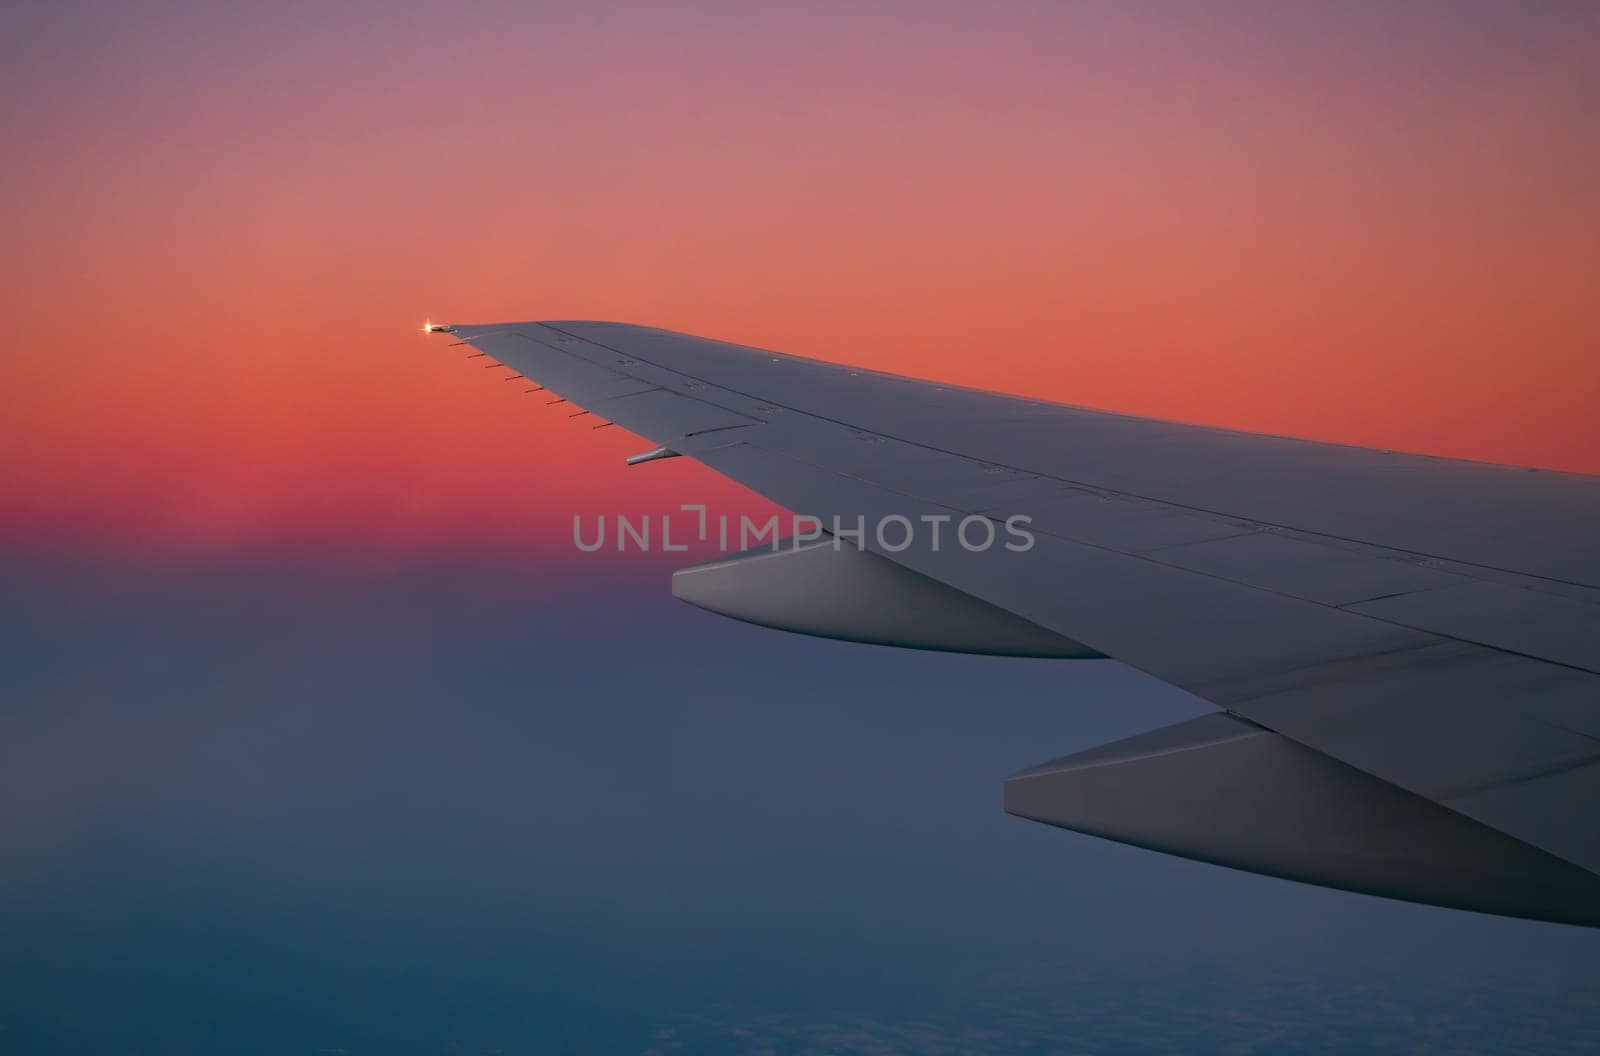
[673,539,1101,658]
[441,320,1600,921]
[1006,713,1600,927]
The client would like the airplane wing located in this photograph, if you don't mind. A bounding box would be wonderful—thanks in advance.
[432,320,1600,927]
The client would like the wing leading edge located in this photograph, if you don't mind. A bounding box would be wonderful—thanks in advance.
[431,320,1600,926]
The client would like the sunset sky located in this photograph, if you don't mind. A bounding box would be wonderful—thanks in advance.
[5,4,1600,1051]
[4,0,1597,560]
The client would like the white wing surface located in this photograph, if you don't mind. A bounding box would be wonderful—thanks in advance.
[436,320,1600,926]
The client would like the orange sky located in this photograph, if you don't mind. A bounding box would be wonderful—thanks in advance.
[3,1,1597,559]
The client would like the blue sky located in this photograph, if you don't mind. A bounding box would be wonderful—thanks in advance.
[3,553,1596,1053]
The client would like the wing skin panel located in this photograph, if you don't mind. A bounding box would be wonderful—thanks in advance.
[1348,581,1600,674]
[967,479,1257,553]
[1243,648,1600,799]
[546,322,1600,588]
[597,386,764,439]
[1148,531,1471,607]
[456,325,766,442]
[513,324,1600,676]
[694,440,1436,697]
[465,329,648,400]
[749,416,1041,499]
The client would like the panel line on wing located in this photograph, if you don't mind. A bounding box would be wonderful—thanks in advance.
[536,323,1599,595]
[721,438,1600,680]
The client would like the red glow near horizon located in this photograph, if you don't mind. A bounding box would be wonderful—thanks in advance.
[2,2,1597,560]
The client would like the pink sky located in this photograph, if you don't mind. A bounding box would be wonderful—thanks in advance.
[4,1,1596,558]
